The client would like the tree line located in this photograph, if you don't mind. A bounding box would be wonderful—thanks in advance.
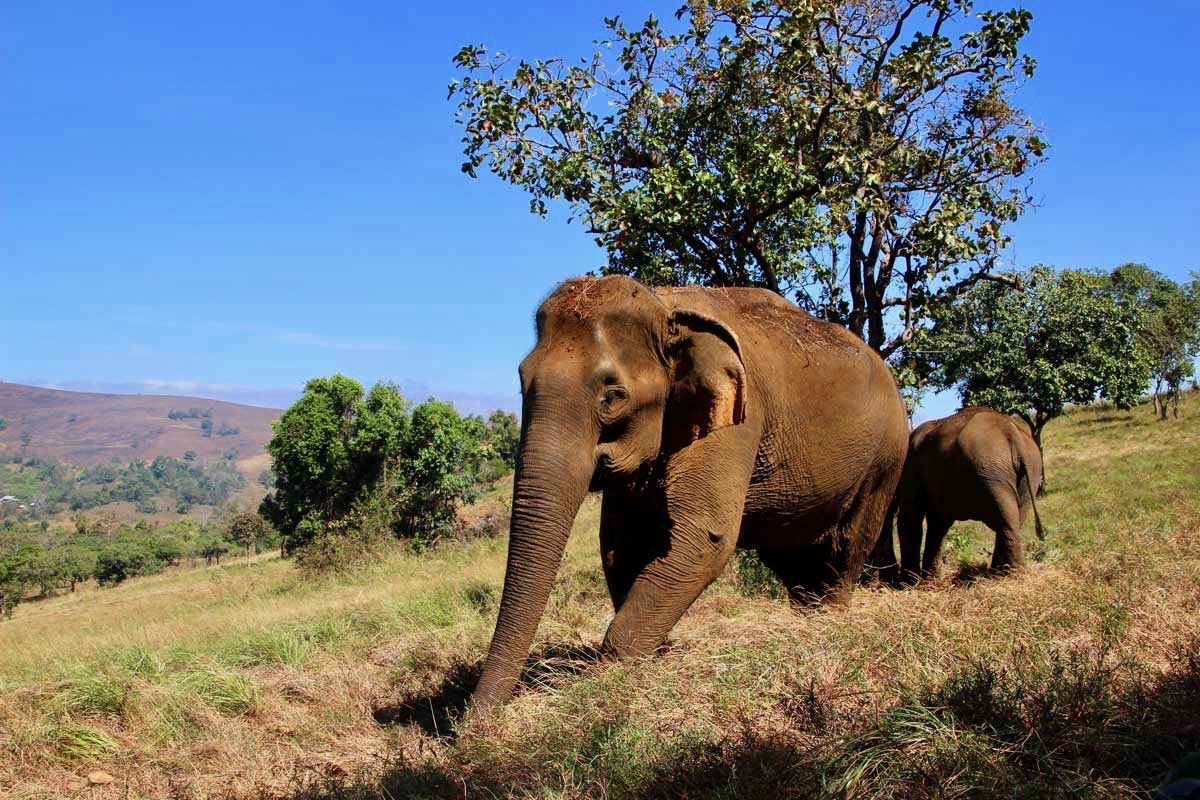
[0,454,246,516]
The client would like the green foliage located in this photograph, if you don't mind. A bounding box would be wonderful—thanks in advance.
[452,1,1045,354]
[200,418,213,437]
[0,455,243,519]
[0,418,6,432]
[225,511,270,555]
[259,374,366,548]
[918,266,1151,446]
[484,409,520,468]
[167,407,211,420]
[262,377,493,558]
[1109,263,1200,419]
[94,540,161,587]
[394,400,485,545]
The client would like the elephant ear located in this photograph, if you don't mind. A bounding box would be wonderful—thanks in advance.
[665,308,748,450]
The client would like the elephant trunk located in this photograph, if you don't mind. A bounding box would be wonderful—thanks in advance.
[471,404,595,713]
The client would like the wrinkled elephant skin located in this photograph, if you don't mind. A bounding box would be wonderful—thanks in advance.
[471,276,909,711]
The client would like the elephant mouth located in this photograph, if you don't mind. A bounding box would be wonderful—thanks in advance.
[588,452,614,492]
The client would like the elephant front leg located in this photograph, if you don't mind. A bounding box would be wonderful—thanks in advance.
[601,424,757,659]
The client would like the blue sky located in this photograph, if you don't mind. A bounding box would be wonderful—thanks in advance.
[2,1,1197,418]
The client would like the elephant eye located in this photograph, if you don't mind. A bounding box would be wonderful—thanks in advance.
[603,388,628,406]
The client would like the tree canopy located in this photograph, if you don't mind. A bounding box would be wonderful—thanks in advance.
[260,376,408,551]
[452,0,1045,355]
[918,265,1151,450]
[260,376,497,555]
[1109,263,1200,419]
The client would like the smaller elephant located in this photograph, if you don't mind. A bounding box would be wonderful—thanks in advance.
[886,407,1045,580]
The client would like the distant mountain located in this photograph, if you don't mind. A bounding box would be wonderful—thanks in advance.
[0,382,280,471]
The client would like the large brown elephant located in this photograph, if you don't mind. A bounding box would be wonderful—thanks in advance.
[471,275,909,711]
[877,407,1045,581]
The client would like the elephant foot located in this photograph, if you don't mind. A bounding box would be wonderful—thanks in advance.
[861,561,901,586]
[989,560,1026,576]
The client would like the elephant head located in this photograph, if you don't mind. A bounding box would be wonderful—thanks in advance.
[470,275,748,711]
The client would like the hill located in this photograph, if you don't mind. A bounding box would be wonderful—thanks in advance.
[0,382,280,469]
[0,396,1198,798]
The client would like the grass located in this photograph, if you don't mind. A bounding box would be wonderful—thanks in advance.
[1,395,1198,798]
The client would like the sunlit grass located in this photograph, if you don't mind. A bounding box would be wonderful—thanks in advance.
[1,394,1197,798]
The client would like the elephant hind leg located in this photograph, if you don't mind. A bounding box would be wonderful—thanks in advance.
[758,539,844,605]
[988,498,1026,574]
[920,516,954,578]
[763,484,894,605]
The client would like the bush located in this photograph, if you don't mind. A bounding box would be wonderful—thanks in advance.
[94,542,159,587]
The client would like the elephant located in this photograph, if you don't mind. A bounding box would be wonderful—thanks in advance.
[470,275,909,712]
[872,406,1045,582]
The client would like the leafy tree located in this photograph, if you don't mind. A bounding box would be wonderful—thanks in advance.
[394,400,485,544]
[1109,264,1200,420]
[94,541,156,587]
[200,418,213,438]
[257,468,276,489]
[260,375,377,551]
[58,544,97,592]
[918,266,1151,456]
[0,418,7,432]
[197,535,230,566]
[485,410,521,468]
[452,1,1045,355]
[226,511,268,557]
[349,381,412,487]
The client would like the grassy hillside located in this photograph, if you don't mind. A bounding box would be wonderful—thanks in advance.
[0,381,278,471]
[0,398,1197,798]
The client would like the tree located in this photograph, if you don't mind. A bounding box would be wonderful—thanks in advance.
[94,542,156,587]
[452,1,1045,356]
[226,511,268,558]
[260,376,408,552]
[918,266,1150,456]
[485,410,521,468]
[58,544,97,592]
[1109,264,1200,420]
[0,418,7,432]
[200,419,213,438]
[394,400,485,544]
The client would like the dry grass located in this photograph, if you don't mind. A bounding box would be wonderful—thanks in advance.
[1,395,1199,798]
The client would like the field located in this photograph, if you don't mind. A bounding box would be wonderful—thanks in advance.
[1,397,1198,798]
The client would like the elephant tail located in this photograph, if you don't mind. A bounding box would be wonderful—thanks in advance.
[1013,444,1045,541]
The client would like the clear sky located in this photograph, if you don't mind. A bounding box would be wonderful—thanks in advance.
[3,1,1197,417]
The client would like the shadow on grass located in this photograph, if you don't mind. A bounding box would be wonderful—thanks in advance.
[371,641,604,740]
[284,639,1200,799]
